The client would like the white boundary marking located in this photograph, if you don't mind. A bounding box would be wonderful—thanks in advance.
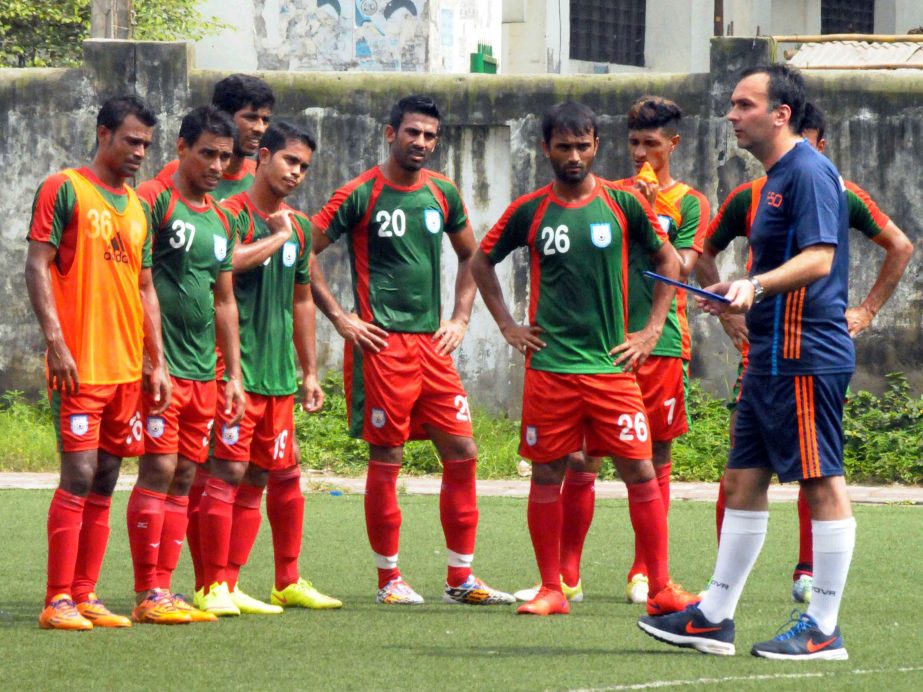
[566,666,923,691]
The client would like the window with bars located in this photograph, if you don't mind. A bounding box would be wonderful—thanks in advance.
[570,0,646,67]
[821,0,875,34]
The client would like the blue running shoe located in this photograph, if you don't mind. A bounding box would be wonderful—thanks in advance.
[638,605,735,656]
[751,611,847,660]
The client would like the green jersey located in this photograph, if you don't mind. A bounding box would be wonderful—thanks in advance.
[137,178,235,381]
[222,192,311,396]
[311,166,469,333]
[481,178,666,374]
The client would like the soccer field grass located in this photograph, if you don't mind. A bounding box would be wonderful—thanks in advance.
[0,490,920,691]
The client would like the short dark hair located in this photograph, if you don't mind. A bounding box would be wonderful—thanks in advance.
[627,96,683,134]
[739,63,805,133]
[389,94,441,131]
[211,74,275,115]
[178,105,236,147]
[259,120,317,155]
[541,101,598,143]
[97,95,157,132]
[799,102,826,141]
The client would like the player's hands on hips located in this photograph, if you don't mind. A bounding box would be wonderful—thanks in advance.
[845,305,874,337]
[46,338,79,395]
[335,312,389,352]
[223,376,247,425]
[434,318,467,355]
[501,323,545,355]
[633,178,659,207]
[610,327,659,371]
[266,209,294,236]
[719,312,749,352]
[143,360,172,415]
[299,374,324,413]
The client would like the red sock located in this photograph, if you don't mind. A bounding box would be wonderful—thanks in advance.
[716,474,727,545]
[227,483,264,589]
[794,487,814,578]
[656,462,672,515]
[267,466,303,590]
[156,494,189,590]
[46,488,86,605]
[560,469,596,587]
[72,493,112,602]
[186,466,209,591]
[627,479,668,594]
[527,480,563,592]
[199,477,237,588]
[365,460,402,588]
[126,487,166,594]
[440,458,478,587]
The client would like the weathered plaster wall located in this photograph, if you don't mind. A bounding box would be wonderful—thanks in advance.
[1,38,920,410]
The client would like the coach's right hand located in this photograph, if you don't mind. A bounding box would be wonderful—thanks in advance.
[335,312,389,353]
[47,338,79,395]
[501,324,545,355]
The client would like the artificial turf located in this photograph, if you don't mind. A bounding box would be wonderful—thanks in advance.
[0,489,920,690]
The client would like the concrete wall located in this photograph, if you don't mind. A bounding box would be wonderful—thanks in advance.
[1,38,920,410]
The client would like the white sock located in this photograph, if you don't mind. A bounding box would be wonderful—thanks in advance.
[806,517,856,635]
[698,509,769,623]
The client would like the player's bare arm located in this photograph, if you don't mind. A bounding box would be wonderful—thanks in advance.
[139,267,172,414]
[24,240,79,395]
[214,270,247,424]
[293,282,324,413]
[698,244,835,315]
[231,208,294,272]
[470,249,546,354]
[434,224,477,355]
[846,221,914,336]
[695,241,748,350]
[309,230,388,352]
[611,241,679,370]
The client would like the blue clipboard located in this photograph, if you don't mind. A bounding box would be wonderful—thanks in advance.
[643,271,732,304]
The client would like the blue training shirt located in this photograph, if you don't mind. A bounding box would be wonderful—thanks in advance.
[745,140,855,376]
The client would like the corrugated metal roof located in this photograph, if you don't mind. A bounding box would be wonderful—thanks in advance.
[789,41,923,67]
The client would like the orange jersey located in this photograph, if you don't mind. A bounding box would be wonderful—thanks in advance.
[33,169,149,384]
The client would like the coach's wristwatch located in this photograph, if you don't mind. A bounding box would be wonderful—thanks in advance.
[748,277,765,304]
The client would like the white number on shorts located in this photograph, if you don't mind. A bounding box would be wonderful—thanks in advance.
[663,397,676,426]
[86,208,114,241]
[617,412,649,443]
[169,219,197,252]
[202,419,214,447]
[273,430,289,460]
[376,209,406,238]
[540,225,570,255]
[454,395,471,422]
[128,411,143,442]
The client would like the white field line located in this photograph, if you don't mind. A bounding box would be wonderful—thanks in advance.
[565,665,923,691]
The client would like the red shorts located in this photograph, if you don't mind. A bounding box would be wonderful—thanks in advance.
[520,369,652,463]
[49,381,143,457]
[212,389,294,470]
[142,377,216,462]
[344,333,473,447]
[634,356,689,442]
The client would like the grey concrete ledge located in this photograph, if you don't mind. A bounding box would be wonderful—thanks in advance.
[1,472,920,505]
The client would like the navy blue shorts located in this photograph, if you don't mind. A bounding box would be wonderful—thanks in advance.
[728,372,850,483]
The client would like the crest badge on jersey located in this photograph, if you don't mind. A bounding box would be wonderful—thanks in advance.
[146,416,165,439]
[371,408,387,429]
[222,424,240,445]
[424,209,443,234]
[282,241,298,267]
[657,215,672,234]
[70,414,89,437]
[214,235,228,261]
[590,223,611,248]
[525,425,538,446]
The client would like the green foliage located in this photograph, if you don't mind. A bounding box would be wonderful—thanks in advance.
[0,390,57,470]
[0,0,230,68]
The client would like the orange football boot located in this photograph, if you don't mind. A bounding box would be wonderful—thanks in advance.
[516,586,571,616]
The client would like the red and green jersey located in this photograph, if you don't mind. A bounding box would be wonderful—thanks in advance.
[614,178,709,360]
[158,158,257,201]
[481,178,666,375]
[137,177,235,381]
[707,176,890,253]
[311,166,469,333]
[222,192,311,396]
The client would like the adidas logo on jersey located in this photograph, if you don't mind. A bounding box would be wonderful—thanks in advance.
[103,232,131,263]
